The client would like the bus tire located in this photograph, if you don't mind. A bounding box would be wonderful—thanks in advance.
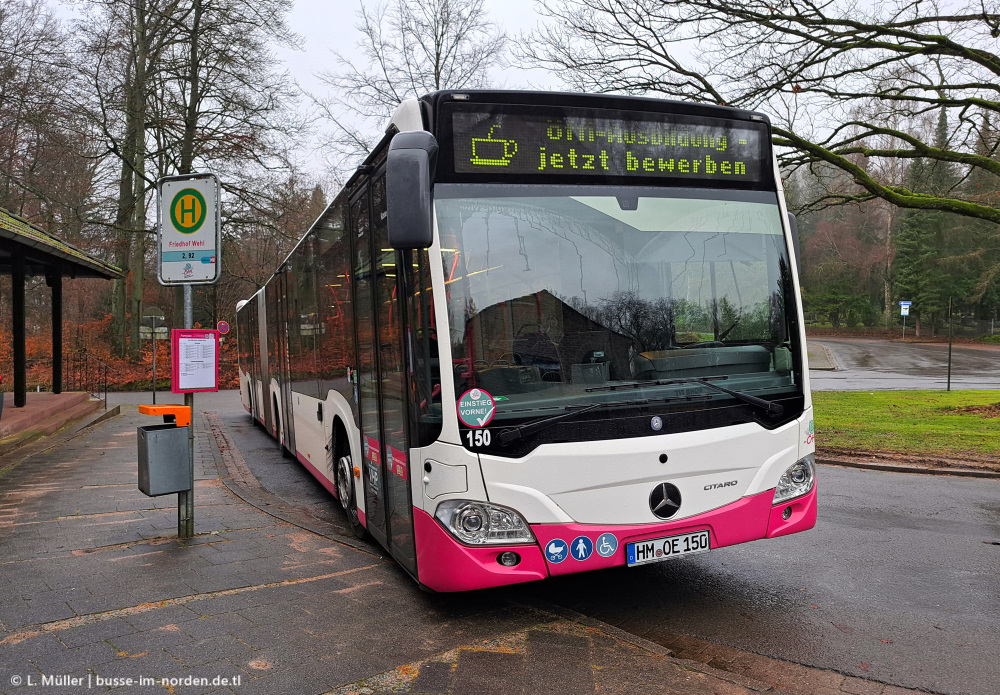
[335,450,367,540]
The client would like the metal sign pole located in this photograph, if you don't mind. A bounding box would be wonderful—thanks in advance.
[947,297,953,392]
[142,308,166,404]
[179,285,195,539]
[152,317,157,405]
[156,172,220,541]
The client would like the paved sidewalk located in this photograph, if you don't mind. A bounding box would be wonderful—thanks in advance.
[0,406,930,695]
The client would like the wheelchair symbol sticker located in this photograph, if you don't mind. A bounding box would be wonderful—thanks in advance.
[596,533,618,558]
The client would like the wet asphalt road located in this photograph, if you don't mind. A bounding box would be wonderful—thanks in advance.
[217,402,1000,695]
[530,465,1000,695]
[810,337,1000,391]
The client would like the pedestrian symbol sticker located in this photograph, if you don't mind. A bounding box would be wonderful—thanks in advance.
[571,536,593,561]
[596,533,618,557]
[457,388,496,428]
[545,539,568,563]
[170,188,207,234]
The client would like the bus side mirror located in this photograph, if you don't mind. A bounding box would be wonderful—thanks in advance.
[387,131,438,249]
[787,212,801,277]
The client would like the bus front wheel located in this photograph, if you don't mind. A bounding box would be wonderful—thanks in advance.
[336,454,366,539]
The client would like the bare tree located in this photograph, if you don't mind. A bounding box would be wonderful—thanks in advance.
[152,0,301,177]
[316,0,508,168]
[75,0,302,356]
[149,0,302,329]
[75,0,183,357]
[0,0,84,219]
[524,0,1000,224]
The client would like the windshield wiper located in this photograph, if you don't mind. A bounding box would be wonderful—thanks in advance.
[495,396,709,446]
[718,314,741,341]
[587,375,784,416]
[686,377,784,416]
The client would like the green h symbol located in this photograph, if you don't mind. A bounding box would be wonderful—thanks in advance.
[180,196,197,224]
[171,187,206,233]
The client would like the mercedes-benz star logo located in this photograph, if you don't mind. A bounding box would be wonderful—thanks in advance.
[649,482,682,519]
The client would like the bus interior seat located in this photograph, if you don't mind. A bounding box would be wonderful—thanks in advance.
[559,332,613,384]
[475,365,547,394]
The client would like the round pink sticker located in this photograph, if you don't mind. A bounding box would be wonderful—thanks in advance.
[457,388,496,428]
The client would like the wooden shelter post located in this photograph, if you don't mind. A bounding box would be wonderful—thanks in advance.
[49,270,63,394]
[12,250,26,407]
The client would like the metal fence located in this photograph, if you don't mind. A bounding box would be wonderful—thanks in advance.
[64,351,109,409]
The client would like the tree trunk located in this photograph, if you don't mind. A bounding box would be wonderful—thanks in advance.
[884,207,893,330]
[126,0,150,360]
[179,0,202,177]
[173,0,203,333]
[111,131,136,358]
[128,213,145,359]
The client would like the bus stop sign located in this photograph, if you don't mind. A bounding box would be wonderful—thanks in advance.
[157,173,221,285]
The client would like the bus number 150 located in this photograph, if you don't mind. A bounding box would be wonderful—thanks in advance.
[465,429,491,447]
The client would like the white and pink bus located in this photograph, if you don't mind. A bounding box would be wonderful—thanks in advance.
[236,91,816,592]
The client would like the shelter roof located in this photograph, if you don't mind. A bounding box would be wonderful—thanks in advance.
[0,207,122,279]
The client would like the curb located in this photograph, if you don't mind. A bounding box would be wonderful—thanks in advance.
[816,341,840,370]
[524,599,773,693]
[83,404,121,429]
[0,404,123,480]
[817,457,1000,479]
[807,341,839,371]
[202,410,383,557]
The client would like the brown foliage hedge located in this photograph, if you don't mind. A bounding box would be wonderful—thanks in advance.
[0,316,239,392]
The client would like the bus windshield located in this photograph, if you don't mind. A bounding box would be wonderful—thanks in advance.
[437,184,800,439]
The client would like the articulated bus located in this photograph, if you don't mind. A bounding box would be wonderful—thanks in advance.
[236,90,816,592]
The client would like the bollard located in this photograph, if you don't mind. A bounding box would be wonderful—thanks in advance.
[137,404,193,538]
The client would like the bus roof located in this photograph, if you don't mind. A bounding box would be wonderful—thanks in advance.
[417,90,769,127]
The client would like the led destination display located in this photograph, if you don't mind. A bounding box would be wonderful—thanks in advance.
[451,107,767,184]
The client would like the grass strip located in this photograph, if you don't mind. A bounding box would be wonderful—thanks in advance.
[813,390,1000,459]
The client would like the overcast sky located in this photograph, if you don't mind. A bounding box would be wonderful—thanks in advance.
[272,0,561,175]
[279,0,554,92]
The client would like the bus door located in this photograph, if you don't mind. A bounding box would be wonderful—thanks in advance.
[351,172,416,573]
[274,268,295,454]
[262,285,275,433]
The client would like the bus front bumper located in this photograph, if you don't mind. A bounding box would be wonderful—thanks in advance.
[414,485,817,592]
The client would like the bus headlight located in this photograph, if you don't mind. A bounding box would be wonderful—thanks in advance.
[773,454,815,504]
[435,500,535,545]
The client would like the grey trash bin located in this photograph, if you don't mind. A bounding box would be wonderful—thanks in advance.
[137,424,192,496]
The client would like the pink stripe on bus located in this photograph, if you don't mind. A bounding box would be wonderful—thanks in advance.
[413,508,548,592]
[766,483,818,538]
[532,489,780,577]
[412,487,818,590]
